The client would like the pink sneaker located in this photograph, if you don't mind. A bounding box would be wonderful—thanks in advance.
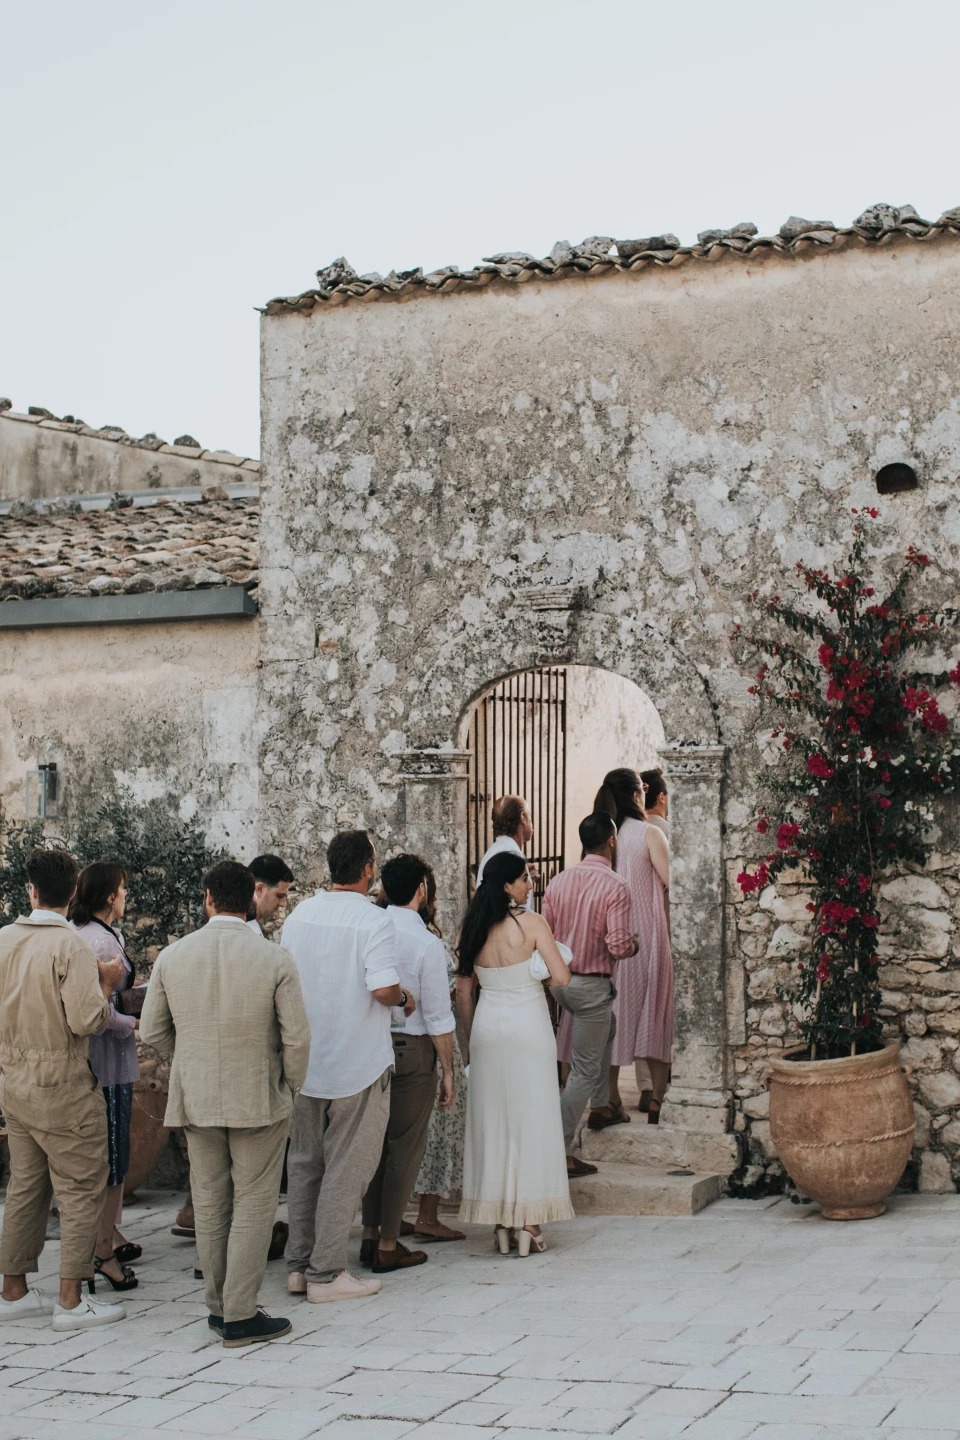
[307,1272,381,1303]
[287,1272,307,1295]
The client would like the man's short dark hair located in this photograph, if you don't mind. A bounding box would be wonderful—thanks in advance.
[249,854,294,886]
[579,812,617,853]
[327,830,375,886]
[203,860,255,915]
[641,768,667,807]
[380,853,429,907]
[27,848,79,908]
[492,795,527,839]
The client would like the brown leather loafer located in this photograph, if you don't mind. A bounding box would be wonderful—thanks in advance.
[567,1156,598,1177]
[371,1242,428,1273]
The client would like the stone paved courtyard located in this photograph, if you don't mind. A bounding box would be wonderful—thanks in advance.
[1,1193,960,1440]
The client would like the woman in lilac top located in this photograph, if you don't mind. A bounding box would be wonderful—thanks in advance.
[70,863,140,1290]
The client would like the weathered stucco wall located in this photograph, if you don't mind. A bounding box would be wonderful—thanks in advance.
[0,409,259,500]
[259,232,960,1180]
[0,619,260,858]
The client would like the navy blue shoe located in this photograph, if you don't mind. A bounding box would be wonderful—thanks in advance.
[222,1308,292,1348]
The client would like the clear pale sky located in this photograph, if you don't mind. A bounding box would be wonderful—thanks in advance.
[3,0,959,460]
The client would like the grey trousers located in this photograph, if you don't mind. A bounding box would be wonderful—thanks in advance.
[286,1068,391,1283]
[184,1118,289,1323]
[550,973,617,1152]
[361,1034,437,1243]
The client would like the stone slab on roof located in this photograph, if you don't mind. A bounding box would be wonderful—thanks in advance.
[0,490,260,604]
[263,202,960,315]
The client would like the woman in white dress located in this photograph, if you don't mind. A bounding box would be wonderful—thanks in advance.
[456,851,574,1255]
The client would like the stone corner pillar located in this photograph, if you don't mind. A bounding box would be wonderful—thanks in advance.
[394,748,472,928]
[657,743,730,1134]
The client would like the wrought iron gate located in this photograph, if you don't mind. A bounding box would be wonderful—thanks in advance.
[466,667,567,908]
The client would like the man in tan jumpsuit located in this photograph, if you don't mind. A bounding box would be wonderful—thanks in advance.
[0,849,126,1331]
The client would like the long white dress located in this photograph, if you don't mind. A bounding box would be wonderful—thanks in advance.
[459,958,575,1228]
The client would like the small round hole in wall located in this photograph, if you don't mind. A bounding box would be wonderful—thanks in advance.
[875,463,918,495]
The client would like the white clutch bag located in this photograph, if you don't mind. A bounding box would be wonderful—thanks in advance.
[530,941,573,980]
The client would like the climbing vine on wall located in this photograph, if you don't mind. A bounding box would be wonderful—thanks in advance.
[732,508,960,1060]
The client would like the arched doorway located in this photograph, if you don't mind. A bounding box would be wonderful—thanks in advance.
[461,665,664,905]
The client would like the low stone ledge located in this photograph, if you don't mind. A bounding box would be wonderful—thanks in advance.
[0,588,258,629]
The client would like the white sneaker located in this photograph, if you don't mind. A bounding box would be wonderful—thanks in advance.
[0,1288,55,1321]
[307,1272,381,1303]
[52,1296,126,1331]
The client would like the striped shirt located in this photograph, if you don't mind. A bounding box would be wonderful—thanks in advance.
[542,856,636,975]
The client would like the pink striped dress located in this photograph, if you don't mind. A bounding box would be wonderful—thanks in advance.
[558,818,673,1065]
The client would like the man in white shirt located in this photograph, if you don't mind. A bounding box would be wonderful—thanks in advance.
[475,794,537,909]
[281,831,414,1304]
[360,855,455,1275]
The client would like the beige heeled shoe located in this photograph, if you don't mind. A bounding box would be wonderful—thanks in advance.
[517,1229,546,1256]
[494,1226,512,1255]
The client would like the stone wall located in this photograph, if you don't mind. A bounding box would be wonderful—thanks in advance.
[0,618,260,859]
[0,407,258,500]
[259,227,960,1176]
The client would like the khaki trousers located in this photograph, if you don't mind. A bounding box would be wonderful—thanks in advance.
[184,1118,289,1323]
[287,1068,391,1283]
[551,974,617,1153]
[0,1080,107,1281]
[361,1034,438,1242]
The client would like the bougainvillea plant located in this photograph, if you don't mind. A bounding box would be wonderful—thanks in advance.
[733,508,960,1060]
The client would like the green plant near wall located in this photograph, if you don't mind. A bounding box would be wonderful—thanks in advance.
[0,789,224,972]
[732,508,960,1061]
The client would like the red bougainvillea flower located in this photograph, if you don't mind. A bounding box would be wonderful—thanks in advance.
[776,822,801,850]
[818,643,835,670]
[807,754,834,779]
[817,954,831,981]
[857,1012,872,1027]
[878,797,892,809]
[756,819,768,834]
[856,874,871,893]
[737,862,770,895]
[862,915,879,928]
[950,662,960,687]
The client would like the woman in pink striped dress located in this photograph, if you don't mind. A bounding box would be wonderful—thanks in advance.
[596,769,673,1123]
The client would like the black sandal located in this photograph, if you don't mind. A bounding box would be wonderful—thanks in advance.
[89,1256,139,1293]
[114,1242,141,1264]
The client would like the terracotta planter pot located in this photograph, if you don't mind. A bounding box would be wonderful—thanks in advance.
[768,1039,915,1220]
[124,1078,170,1200]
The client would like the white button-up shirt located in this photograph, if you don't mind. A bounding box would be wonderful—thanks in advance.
[387,907,455,1038]
[280,891,400,1100]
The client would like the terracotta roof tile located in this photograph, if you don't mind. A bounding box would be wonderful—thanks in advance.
[0,492,260,604]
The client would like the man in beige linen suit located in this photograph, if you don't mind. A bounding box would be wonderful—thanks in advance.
[0,849,126,1332]
[141,860,310,1348]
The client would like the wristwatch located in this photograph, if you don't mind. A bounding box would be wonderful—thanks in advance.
[399,989,409,1008]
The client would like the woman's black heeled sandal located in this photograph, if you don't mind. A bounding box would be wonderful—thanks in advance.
[114,1243,141,1264]
[89,1257,139,1293]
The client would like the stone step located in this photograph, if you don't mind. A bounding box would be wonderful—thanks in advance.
[577,1120,740,1176]
[569,1162,722,1217]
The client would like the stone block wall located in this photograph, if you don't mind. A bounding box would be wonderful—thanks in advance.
[729,852,960,1194]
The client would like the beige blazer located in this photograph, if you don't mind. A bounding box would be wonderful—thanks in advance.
[0,915,109,1113]
[141,917,311,1129]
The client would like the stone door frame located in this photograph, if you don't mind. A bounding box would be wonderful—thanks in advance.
[395,599,730,1123]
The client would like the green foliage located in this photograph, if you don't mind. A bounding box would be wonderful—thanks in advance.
[0,789,225,973]
[733,509,960,1060]
[0,818,47,925]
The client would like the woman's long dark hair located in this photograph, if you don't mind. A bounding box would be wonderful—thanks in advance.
[457,851,527,977]
[69,862,127,926]
[594,767,645,829]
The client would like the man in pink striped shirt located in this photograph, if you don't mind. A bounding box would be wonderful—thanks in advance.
[542,812,638,1175]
